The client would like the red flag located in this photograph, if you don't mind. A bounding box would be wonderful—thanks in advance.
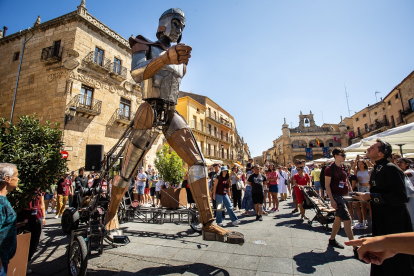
[334,136,341,142]
[316,138,320,146]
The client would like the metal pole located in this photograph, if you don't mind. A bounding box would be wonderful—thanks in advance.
[345,85,351,117]
[396,144,404,157]
[10,28,33,122]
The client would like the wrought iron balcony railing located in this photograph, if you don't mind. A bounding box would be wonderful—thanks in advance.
[290,127,334,133]
[402,106,414,117]
[83,51,111,72]
[189,120,231,143]
[109,62,128,80]
[66,94,102,116]
[40,46,63,64]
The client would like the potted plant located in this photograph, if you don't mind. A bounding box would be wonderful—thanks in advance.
[154,145,186,209]
[0,115,67,273]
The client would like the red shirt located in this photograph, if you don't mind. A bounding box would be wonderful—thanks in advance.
[57,179,71,196]
[17,194,43,221]
[293,173,310,186]
[325,164,349,196]
[267,171,279,185]
[215,177,229,196]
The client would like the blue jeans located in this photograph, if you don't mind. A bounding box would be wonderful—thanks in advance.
[215,194,238,224]
[0,263,8,276]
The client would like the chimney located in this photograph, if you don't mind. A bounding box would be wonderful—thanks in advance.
[2,26,7,37]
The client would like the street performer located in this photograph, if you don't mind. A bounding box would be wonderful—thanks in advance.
[104,8,244,244]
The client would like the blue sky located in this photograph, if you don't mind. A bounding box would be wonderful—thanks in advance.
[1,0,414,157]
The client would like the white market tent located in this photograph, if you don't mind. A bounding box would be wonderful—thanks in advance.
[344,122,414,156]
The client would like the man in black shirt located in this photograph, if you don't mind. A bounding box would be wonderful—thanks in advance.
[72,167,88,208]
[247,164,267,221]
[246,158,253,177]
[354,140,414,275]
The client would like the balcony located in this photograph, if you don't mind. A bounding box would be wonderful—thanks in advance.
[189,120,230,144]
[66,94,102,117]
[40,45,63,64]
[206,110,235,131]
[109,62,128,81]
[402,106,414,117]
[83,51,111,74]
[290,127,334,133]
[113,108,135,127]
[355,119,389,137]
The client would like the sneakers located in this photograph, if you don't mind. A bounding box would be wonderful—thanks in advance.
[255,215,260,221]
[258,216,263,221]
[232,220,241,226]
[328,239,345,249]
[54,215,59,219]
[353,222,365,229]
[51,209,56,214]
[217,223,223,227]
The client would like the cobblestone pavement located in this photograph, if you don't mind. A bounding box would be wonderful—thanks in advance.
[29,199,371,275]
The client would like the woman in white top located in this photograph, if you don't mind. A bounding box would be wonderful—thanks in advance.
[397,158,414,229]
[352,157,371,229]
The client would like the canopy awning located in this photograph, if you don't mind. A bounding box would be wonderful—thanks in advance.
[205,159,223,165]
[345,122,414,155]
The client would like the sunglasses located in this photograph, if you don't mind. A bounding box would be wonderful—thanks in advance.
[338,154,346,157]
[297,167,304,170]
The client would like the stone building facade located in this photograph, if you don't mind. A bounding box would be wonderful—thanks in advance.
[0,1,163,171]
[265,111,349,166]
[176,91,247,166]
[349,70,414,143]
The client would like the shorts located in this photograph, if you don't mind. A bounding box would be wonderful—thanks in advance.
[150,187,156,197]
[137,185,145,195]
[358,185,370,193]
[269,185,279,193]
[144,188,150,194]
[44,193,54,200]
[314,181,321,191]
[332,194,351,221]
[155,191,161,199]
[252,192,264,205]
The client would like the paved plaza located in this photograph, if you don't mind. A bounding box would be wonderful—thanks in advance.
[30,200,370,276]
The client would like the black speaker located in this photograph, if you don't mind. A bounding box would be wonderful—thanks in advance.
[85,144,104,171]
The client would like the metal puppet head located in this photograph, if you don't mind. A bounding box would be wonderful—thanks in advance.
[156,8,185,43]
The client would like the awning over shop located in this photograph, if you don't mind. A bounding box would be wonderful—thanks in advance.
[205,159,223,165]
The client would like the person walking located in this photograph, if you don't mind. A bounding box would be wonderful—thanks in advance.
[248,165,267,221]
[354,140,414,275]
[241,171,255,216]
[136,168,146,206]
[277,166,288,201]
[290,160,302,213]
[0,163,19,276]
[73,168,88,208]
[352,157,371,229]
[325,149,357,256]
[397,158,414,230]
[149,170,158,207]
[292,164,311,220]
[211,167,240,226]
[54,174,73,219]
[310,164,322,198]
[267,164,279,211]
[231,166,242,211]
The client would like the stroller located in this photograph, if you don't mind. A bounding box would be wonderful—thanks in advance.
[301,186,335,230]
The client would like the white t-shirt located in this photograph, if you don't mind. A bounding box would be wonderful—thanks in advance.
[278,170,287,186]
[137,172,147,187]
[156,179,164,191]
[406,169,414,185]
[304,166,310,174]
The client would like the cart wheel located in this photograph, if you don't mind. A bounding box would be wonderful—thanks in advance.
[190,212,202,233]
[62,208,79,233]
[68,235,88,276]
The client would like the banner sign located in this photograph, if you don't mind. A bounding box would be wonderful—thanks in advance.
[305,148,313,160]
[323,147,330,158]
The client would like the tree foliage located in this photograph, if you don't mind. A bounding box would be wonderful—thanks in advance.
[0,115,67,212]
[154,145,185,186]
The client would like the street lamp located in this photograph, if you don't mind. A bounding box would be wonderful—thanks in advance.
[65,106,77,126]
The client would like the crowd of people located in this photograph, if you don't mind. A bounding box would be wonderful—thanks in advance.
[1,139,414,275]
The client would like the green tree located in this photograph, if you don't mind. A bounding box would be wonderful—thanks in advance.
[0,115,68,213]
[154,145,185,187]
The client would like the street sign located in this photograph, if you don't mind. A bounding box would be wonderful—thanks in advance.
[61,151,69,159]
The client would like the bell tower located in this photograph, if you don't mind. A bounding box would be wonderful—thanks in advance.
[298,110,317,129]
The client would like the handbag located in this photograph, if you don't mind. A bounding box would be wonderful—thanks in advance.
[236,180,244,190]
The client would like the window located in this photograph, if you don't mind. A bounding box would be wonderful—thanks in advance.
[213,111,217,120]
[357,127,361,136]
[388,100,391,106]
[113,57,121,74]
[395,93,400,99]
[208,107,211,117]
[53,40,61,57]
[193,115,197,129]
[364,123,369,131]
[363,114,366,118]
[119,97,131,119]
[208,124,211,134]
[214,126,217,137]
[12,51,19,61]
[80,85,94,107]
[94,47,104,66]
[374,112,377,115]
[356,117,359,122]
[200,119,204,131]
[347,126,350,130]
[213,145,216,157]
[409,98,414,111]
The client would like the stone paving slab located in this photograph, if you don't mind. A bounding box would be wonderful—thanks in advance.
[28,199,371,275]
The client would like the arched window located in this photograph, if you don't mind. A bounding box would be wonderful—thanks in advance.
[292,140,307,148]
[325,139,341,147]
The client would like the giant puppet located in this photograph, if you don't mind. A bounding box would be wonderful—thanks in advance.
[104,8,244,244]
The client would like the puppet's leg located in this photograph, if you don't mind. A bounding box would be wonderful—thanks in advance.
[163,111,244,244]
[105,102,158,231]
